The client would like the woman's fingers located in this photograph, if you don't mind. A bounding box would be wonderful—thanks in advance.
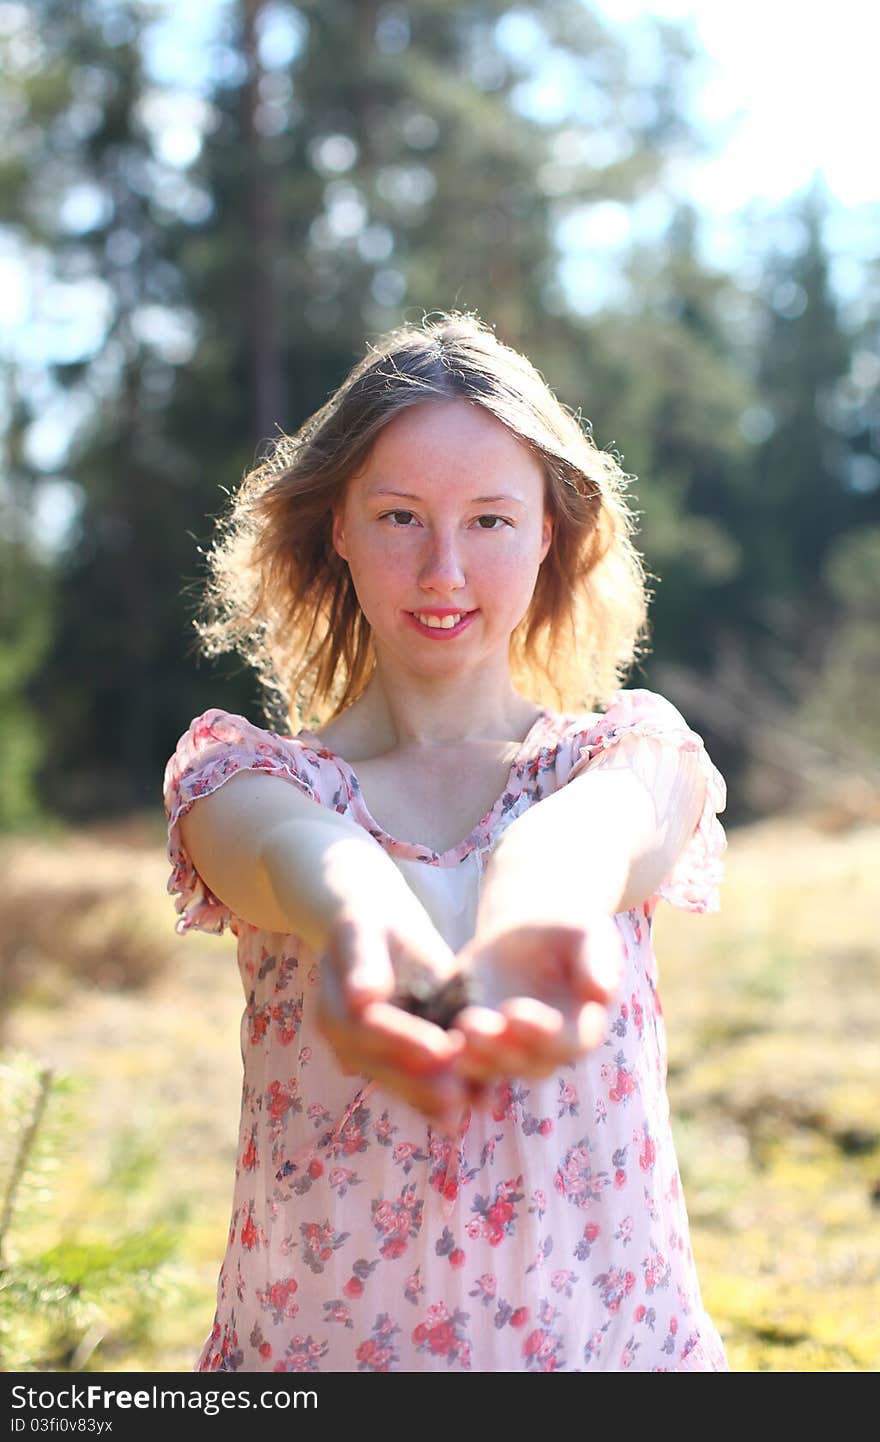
[450,1004,561,1082]
[322,1031,467,1128]
[318,1000,459,1075]
[451,991,613,1083]
[317,988,469,1123]
[501,995,610,1059]
[446,915,625,1087]
[356,1000,465,1070]
[319,912,623,1113]
[315,912,485,1124]
[316,913,477,1124]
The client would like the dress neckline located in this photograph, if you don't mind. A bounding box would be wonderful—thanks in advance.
[294,708,556,863]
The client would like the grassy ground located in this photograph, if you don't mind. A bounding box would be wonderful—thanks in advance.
[1,811,878,1371]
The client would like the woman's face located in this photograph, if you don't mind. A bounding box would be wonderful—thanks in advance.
[332,398,552,683]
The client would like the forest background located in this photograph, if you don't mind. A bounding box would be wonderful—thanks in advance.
[1,0,878,1373]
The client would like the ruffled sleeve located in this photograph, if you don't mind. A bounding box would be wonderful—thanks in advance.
[564,688,728,914]
[163,709,322,936]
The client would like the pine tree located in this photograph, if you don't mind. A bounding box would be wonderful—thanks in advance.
[745,184,878,686]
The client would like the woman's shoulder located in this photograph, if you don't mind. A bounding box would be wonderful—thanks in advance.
[295,709,366,764]
[167,706,312,765]
[546,687,692,743]
[164,705,350,811]
[528,687,704,795]
[163,705,353,937]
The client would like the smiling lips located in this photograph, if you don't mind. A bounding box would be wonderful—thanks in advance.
[413,610,468,629]
[407,609,477,636]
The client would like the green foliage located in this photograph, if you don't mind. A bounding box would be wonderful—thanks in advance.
[794,527,880,765]
[0,1052,176,1371]
[0,539,53,830]
[744,189,879,649]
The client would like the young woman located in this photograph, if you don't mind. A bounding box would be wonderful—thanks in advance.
[164,312,728,1371]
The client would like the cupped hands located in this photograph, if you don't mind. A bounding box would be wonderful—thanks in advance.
[317,908,623,1129]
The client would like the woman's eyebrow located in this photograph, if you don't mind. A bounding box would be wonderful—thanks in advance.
[365,486,526,507]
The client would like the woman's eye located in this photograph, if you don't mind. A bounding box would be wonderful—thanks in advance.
[379,511,510,529]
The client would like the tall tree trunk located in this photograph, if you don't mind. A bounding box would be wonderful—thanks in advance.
[241,0,284,446]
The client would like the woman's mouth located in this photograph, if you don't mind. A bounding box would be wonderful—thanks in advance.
[406,609,478,638]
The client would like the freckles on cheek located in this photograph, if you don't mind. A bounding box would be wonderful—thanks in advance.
[377,534,407,564]
[491,538,541,585]
[350,541,407,609]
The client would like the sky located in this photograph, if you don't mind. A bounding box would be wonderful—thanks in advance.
[539,0,877,306]
[594,0,878,212]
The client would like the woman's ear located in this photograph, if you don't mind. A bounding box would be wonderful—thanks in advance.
[331,505,348,562]
[540,511,553,563]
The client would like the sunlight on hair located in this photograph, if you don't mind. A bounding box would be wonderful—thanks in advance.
[193,310,653,732]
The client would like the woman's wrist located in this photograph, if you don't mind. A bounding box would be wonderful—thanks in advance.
[476,829,622,938]
[327,864,464,1023]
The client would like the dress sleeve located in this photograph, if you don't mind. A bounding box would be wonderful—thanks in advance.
[564,688,728,914]
[163,708,322,936]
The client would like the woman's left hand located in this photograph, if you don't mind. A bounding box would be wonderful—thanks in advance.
[449,914,624,1083]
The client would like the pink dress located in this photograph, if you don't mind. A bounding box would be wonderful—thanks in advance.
[163,687,729,1372]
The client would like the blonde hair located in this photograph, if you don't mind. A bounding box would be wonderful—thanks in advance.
[193,310,652,731]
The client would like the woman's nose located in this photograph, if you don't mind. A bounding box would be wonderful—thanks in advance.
[417,529,466,592]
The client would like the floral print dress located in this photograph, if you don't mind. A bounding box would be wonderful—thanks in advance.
[163,687,729,1372]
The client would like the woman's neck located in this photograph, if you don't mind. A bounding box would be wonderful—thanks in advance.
[333,672,543,755]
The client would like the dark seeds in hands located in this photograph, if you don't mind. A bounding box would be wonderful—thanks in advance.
[392,967,472,1031]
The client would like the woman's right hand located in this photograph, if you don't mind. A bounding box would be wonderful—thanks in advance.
[317,909,471,1128]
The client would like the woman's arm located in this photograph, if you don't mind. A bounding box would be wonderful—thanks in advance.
[180,773,468,1121]
[446,741,708,1083]
[475,737,708,936]
[178,770,437,951]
